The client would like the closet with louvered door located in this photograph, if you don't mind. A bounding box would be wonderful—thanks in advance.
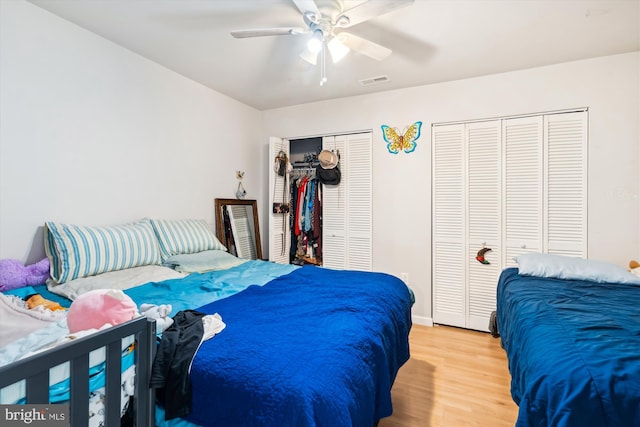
[502,111,588,266]
[466,121,502,332]
[323,133,373,271]
[432,110,587,332]
[432,121,502,330]
[544,112,588,257]
[321,135,347,269]
[268,132,372,271]
[432,124,466,328]
[502,116,544,268]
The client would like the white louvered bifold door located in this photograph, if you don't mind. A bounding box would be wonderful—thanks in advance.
[544,111,587,258]
[268,137,291,264]
[322,135,347,269]
[466,121,501,332]
[432,124,466,328]
[344,133,372,271]
[502,116,543,268]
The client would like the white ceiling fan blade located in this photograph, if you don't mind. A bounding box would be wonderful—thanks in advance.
[291,0,320,21]
[338,32,392,61]
[339,0,415,28]
[230,27,308,38]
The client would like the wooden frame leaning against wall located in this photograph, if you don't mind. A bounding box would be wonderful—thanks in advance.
[214,198,263,260]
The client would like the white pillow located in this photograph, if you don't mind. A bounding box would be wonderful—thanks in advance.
[163,250,247,273]
[515,253,640,285]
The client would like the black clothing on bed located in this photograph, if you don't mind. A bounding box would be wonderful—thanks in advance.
[150,309,205,420]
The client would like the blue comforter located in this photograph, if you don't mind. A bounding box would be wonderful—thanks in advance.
[179,266,412,427]
[497,268,640,427]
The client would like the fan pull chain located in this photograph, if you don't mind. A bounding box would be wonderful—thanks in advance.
[320,42,327,86]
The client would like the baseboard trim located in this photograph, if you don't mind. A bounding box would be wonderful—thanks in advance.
[411,315,434,327]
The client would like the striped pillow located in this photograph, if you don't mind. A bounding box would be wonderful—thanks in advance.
[150,219,227,260]
[44,219,162,284]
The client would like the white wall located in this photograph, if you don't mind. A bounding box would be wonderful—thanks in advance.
[262,52,640,324]
[2,1,638,325]
[0,0,263,262]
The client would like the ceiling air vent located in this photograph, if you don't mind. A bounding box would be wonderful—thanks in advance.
[358,75,390,86]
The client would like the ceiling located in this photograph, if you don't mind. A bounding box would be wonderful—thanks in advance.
[28,0,640,111]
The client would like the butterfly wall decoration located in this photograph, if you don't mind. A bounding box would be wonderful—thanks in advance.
[381,121,422,154]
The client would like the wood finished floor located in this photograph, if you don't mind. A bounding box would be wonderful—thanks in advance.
[379,324,519,427]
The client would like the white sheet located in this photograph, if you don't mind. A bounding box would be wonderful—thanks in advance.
[47,264,187,300]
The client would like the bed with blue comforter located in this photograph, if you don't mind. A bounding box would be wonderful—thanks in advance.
[497,267,640,427]
[2,219,413,427]
[126,262,413,427]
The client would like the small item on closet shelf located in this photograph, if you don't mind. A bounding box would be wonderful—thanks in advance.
[476,247,492,265]
[303,152,318,164]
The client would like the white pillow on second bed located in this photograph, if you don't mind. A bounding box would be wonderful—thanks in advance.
[516,253,640,285]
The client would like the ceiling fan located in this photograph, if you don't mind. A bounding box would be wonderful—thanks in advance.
[230,0,415,85]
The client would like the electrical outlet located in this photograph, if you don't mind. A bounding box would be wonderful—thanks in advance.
[400,272,409,284]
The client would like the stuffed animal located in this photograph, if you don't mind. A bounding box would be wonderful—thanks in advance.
[67,289,138,333]
[630,260,640,277]
[0,258,50,292]
[26,294,65,311]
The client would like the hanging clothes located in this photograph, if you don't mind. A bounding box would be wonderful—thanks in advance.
[313,182,322,260]
[295,176,308,236]
[304,180,315,233]
[289,177,298,263]
[288,172,323,266]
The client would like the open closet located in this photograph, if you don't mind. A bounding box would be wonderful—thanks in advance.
[268,132,372,271]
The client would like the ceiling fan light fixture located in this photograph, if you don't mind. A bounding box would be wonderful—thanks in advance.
[307,29,324,54]
[299,47,319,65]
[328,36,349,63]
[231,0,408,88]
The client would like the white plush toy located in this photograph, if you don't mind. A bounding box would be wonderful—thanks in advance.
[140,303,174,333]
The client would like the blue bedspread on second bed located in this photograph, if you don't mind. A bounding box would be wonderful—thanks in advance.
[497,268,640,427]
[182,266,413,427]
